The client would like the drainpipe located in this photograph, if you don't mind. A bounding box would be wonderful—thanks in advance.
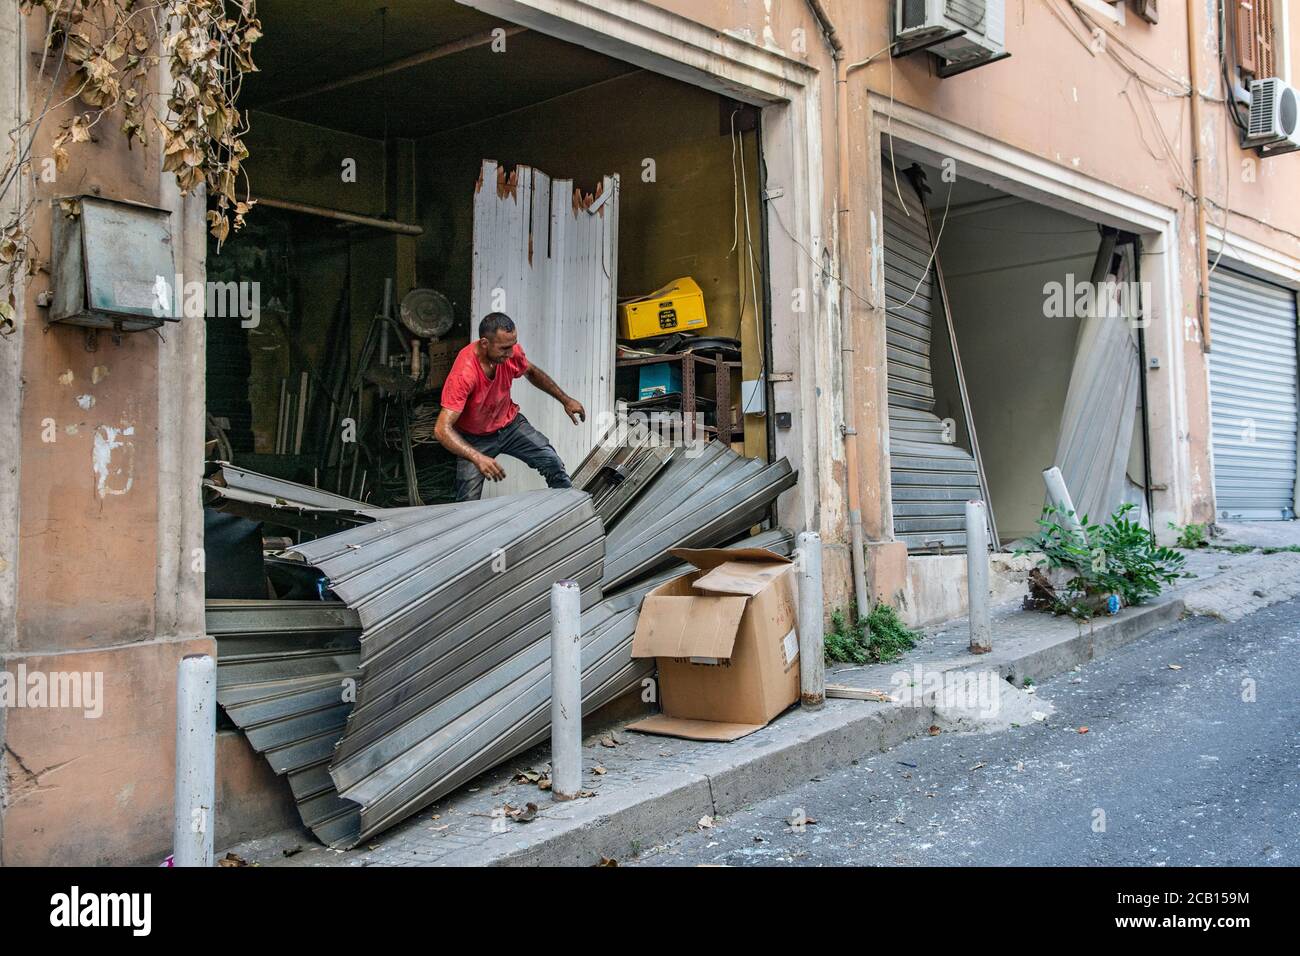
[1186,0,1212,352]
[806,0,870,618]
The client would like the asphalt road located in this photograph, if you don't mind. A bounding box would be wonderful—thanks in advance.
[633,599,1300,866]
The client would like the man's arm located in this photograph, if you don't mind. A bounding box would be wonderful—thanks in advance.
[434,406,506,481]
[526,363,586,424]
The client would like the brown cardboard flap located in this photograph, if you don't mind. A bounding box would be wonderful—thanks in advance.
[630,595,748,659]
[668,546,793,573]
[693,559,791,596]
[626,714,767,742]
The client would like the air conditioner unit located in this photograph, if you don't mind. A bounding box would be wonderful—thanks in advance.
[1246,78,1300,157]
[895,0,1008,77]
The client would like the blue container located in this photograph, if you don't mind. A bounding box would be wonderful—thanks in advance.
[638,363,683,400]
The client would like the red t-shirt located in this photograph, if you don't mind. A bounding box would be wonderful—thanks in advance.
[440,343,530,435]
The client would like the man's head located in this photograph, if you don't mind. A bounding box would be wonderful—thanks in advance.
[477,312,518,364]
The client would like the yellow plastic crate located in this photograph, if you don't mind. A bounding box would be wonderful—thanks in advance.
[618,277,708,340]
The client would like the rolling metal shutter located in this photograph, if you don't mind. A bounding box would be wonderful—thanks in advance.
[1208,268,1299,521]
[882,167,988,551]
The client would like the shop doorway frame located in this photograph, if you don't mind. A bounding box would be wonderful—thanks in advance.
[864,93,1192,542]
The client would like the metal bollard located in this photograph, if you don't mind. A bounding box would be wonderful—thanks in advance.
[174,654,216,867]
[965,500,992,655]
[549,580,582,801]
[1042,466,1083,533]
[796,531,825,708]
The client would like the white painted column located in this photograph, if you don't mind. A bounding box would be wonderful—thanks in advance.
[797,531,825,707]
[549,580,582,800]
[173,654,216,866]
[965,500,992,655]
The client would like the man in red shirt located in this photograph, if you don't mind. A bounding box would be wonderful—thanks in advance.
[435,312,586,501]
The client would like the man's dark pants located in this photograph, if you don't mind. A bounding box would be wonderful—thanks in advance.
[453,413,572,501]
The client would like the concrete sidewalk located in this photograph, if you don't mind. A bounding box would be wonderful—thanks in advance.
[228,523,1300,868]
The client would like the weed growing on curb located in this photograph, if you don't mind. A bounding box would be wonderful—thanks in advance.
[825,603,920,665]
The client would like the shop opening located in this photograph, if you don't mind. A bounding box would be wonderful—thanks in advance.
[880,148,1153,552]
[204,0,772,515]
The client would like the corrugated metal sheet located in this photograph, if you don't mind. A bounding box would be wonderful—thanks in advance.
[573,416,676,525]
[203,462,372,533]
[602,442,797,590]
[471,160,619,496]
[882,165,988,552]
[288,489,603,845]
[1051,241,1141,526]
[208,600,365,846]
[1209,268,1299,520]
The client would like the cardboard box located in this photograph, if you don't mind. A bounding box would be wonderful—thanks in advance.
[426,336,468,388]
[628,546,800,741]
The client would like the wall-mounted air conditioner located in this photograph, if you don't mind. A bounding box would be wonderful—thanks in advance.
[894,0,1010,77]
[1246,78,1300,157]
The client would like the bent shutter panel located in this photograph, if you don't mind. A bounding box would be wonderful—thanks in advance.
[881,165,988,552]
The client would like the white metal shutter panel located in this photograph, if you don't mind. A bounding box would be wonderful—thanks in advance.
[1208,268,1299,520]
[882,169,984,551]
[471,160,619,496]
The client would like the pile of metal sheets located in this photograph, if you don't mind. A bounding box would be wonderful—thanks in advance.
[287,489,604,846]
[602,442,797,590]
[211,444,798,849]
[208,600,365,846]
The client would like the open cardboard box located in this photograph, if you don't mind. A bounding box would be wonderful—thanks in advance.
[627,546,800,741]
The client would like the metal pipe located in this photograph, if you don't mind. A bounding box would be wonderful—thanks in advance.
[294,370,309,456]
[1043,466,1084,534]
[797,531,825,707]
[173,654,216,867]
[549,580,582,801]
[926,194,999,548]
[253,197,424,236]
[965,501,992,654]
[275,376,288,454]
[1185,0,1212,351]
[1132,235,1157,536]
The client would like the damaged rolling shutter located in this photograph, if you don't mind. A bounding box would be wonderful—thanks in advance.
[881,162,993,552]
[1208,267,1299,520]
[1050,233,1144,527]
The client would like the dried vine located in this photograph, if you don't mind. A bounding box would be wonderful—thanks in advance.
[1,0,261,334]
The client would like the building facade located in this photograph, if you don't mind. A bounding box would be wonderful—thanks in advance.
[1,0,1298,863]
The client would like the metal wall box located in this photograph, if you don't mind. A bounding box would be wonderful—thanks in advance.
[51,196,177,331]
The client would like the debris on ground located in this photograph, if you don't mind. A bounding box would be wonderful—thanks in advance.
[506,803,539,823]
